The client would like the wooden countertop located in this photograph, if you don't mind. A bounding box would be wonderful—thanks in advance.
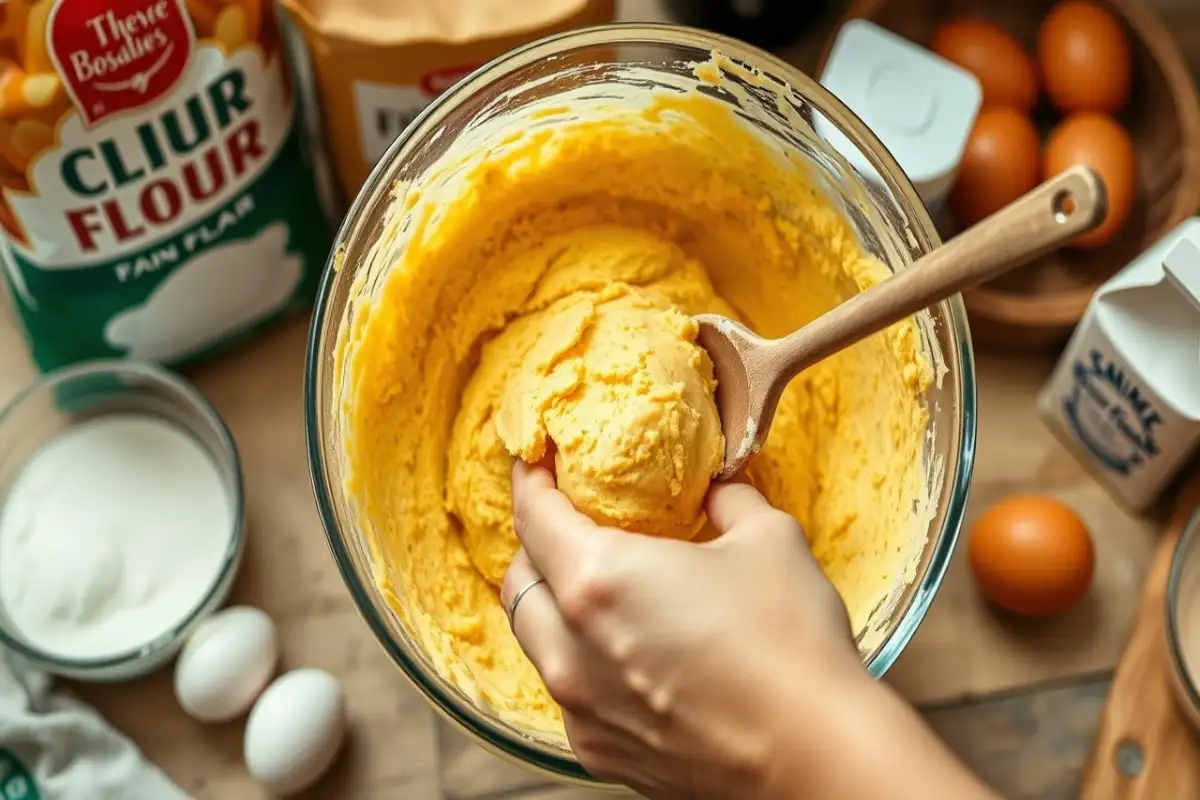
[0,316,1158,800]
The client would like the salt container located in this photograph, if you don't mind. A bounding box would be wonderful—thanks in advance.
[815,19,982,212]
[1038,218,1200,512]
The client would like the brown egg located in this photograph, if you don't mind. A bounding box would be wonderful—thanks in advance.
[969,495,1095,617]
[932,19,1039,111]
[1044,112,1137,249]
[949,106,1041,228]
[1038,0,1132,114]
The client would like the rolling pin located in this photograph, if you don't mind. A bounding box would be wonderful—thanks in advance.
[1078,470,1200,799]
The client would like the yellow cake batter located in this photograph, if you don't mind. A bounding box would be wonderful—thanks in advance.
[337,63,934,738]
[495,285,723,542]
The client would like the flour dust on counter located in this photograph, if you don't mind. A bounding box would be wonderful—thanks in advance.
[0,414,234,661]
[0,0,330,372]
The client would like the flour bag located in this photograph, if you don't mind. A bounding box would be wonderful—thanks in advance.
[276,0,615,201]
[0,0,331,371]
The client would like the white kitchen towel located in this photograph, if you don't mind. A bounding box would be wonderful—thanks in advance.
[0,650,189,800]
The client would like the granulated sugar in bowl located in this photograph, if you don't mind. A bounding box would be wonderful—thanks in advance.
[0,360,244,681]
[306,24,977,787]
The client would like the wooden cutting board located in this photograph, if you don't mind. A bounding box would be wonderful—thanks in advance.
[1078,469,1200,799]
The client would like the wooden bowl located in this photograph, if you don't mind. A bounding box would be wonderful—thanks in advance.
[819,0,1200,350]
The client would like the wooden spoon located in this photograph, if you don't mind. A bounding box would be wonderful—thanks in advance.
[697,165,1107,480]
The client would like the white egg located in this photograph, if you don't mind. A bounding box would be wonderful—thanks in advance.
[244,668,346,796]
[174,606,278,723]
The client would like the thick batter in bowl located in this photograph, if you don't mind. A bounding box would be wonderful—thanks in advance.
[306,24,976,787]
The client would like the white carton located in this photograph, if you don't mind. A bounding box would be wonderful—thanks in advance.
[1038,218,1200,512]
[816,19,982,212]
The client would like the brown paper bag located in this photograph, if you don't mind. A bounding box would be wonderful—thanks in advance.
[277,0,616,201]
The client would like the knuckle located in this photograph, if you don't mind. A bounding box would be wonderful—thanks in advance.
[563,723,617,780]
[576,752,619,782]
[558,559,614,626]
[748,509,805,543]
[725,509,817,566]
[539,655,587,711]
[606,631,636,667]
[562,723,613,779]
[775,510,808,540]
[498,572,518,611]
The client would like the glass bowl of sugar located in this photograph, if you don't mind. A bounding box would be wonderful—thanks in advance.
[0,360,244,681]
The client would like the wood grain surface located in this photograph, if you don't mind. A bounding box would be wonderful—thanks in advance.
[31,272,1151,798]
[1078,473,1200,799]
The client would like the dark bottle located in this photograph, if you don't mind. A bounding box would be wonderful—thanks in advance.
[664,0,834,49]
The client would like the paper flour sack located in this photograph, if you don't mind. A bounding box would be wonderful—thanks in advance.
[276,0,615,202]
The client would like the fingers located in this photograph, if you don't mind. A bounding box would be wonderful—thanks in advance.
[499,548,539,621]
[501,549,558,661]
[511,458,601,589]
[704,479,777,534]
[502,548,591,711]
[504,551,653,730]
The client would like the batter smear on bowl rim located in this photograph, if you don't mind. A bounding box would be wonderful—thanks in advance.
[337,55,936,739]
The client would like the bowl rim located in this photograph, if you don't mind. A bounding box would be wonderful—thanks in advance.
[0,358,246,673]
[1165,505,1200,724]
[304,21,978,784]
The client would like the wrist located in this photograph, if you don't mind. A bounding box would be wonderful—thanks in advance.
[757,662,881,800]
[759,670,998,800]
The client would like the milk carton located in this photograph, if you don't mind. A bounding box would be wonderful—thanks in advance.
[1039,218,1200,512]
[816,20,982,213]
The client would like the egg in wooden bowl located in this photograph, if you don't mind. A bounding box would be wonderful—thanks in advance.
[819,0,1200,349]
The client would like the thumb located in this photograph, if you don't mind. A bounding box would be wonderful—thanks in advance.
[705,478,777,535]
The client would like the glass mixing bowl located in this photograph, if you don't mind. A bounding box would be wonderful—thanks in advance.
[305,23,977,787]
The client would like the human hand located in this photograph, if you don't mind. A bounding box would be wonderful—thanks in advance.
[501,459,866,798]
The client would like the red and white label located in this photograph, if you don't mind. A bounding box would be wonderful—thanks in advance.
[48,0,195,127]
[418,64,478,98]
[353,66,478,167]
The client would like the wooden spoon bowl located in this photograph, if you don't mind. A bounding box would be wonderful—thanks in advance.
[700,167,1105,478]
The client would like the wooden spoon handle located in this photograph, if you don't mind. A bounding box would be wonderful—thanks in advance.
[771,165,1107,376]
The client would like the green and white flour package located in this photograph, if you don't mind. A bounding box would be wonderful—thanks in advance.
[0,0,331,372]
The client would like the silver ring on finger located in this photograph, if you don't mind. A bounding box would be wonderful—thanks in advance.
[506,577,546,629]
